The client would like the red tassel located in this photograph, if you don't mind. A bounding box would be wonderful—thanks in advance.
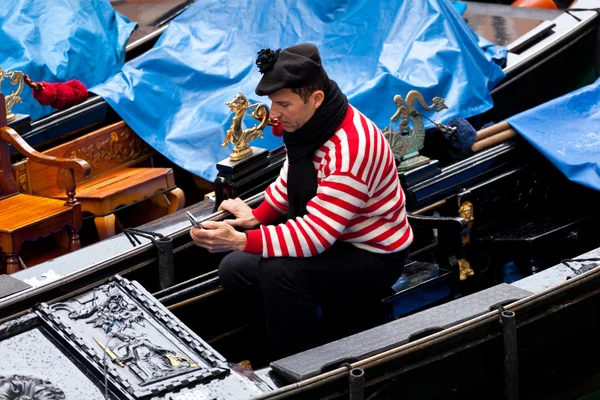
[27,77,88,110]
[270,119,284,137]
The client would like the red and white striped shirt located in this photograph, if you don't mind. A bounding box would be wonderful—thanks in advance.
[244,105,413,258]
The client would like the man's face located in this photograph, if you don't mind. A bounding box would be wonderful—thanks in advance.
[268,88,322,132]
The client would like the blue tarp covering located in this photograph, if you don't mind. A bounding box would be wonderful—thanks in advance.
[92,0,506,181]
[508,77,600,192]
[1,0,136,120]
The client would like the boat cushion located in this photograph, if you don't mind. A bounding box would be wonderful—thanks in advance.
[270,283,532,382]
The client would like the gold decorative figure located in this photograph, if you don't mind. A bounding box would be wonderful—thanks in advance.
[382,90,448,172]
[459,200,474,245]
[458,258,475,281]
[458,200,475,280]
[0,67,24,123]
[221,92,271,161]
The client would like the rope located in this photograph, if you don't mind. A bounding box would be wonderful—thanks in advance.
[560,258,600,276]
[21,73,44,91]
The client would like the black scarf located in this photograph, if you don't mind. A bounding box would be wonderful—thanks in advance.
[283,80,348,219]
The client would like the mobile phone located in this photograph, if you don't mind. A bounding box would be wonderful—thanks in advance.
[186,211,203,229]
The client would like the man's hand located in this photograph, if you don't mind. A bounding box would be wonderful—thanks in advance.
[218,198,260,229]
[190,221,247,253]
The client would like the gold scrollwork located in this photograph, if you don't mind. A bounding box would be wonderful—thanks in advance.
[0,67,25,123]
[221,92,270,161]
[67,127,152,171]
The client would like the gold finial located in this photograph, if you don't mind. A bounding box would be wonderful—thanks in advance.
[221,92,272,161]
[0,67,25,124]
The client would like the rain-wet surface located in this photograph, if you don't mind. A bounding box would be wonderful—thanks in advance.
[513,246,600,293]
[0,327,107,399]
[463,2,560,47]
[111,0,196,45]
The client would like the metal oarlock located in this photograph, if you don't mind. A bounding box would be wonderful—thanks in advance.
[349,367,365,400]
[500,308,518,400]
[123,228,174,290]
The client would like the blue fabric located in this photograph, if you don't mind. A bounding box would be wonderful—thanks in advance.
[508,77,600,192]
[452,1,468,15]
[91,0,506,181]
[1,0,136,120]
[478,36,508,68]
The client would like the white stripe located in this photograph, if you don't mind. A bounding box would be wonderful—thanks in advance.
[325,173,366,188]
[346,206,406,233]
[368,122,387,186]
[363,187,404,218]
[314,147,326,159]
[297,217,327,254]
[371,166,397,200]
[351,230,412,252]
[308,197,355,221]
[350,213,410,243]
[371,134,393,190]
[268,185,287,210]
[261,227,269,258]
[338,129,350,173]
[280,224,296,257]
[266,225,283,257]
[288,218,312,257]
[306,203,347,233]
[304,215,336,246]
[350,111,367,176]
[361,118,375,183]
[319,186,365,208]
[325,141,338,176]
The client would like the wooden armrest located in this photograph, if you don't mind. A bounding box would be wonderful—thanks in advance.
[0,126,91,178]
[407,214,468,234]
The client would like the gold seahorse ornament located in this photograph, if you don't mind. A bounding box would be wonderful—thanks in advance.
[382,90,448,172]
[221,92,271,161]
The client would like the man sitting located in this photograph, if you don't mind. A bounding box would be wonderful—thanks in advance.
[190,43,413,359]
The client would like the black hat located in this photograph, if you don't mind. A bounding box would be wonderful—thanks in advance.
[255,43,329,96]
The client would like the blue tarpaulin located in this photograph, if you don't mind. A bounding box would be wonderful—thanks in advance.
[1,0,135,120]
[92,0,506,181]
[508,77,600,192]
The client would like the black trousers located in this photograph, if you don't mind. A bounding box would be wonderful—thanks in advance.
[218,241,406,360]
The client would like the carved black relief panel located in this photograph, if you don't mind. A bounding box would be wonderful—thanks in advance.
[34,275,229,399]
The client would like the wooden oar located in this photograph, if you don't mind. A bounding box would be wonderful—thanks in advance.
[474,121,511,142]
[472,128,518,152]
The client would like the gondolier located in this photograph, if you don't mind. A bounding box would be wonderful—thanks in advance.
[190,43,413,359]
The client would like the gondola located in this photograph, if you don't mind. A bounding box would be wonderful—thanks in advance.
[1,78,600,399]
[1,2,600,399]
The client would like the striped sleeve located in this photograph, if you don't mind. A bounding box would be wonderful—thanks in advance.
[244,172,370,257]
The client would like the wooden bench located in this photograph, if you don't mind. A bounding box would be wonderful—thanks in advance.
[16,121,185,239]
[0,93,91,274]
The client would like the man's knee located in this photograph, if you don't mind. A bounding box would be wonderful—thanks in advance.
[256,257,302,293]
[218,251,259,291]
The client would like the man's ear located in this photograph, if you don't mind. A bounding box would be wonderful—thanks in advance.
[312,90,325,109]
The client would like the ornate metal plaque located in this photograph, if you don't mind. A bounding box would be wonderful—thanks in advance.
[34,275,229,399]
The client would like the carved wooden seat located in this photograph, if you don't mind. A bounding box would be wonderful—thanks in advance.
[0,94,91,274]
[23,121,185,239]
